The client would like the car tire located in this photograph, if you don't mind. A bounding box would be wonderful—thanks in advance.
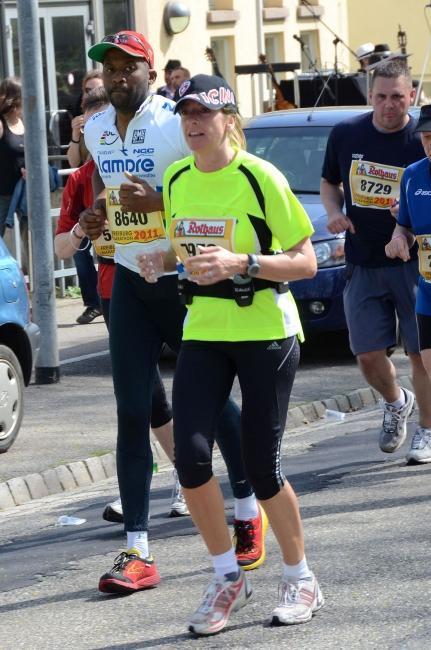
[0,344,24,453]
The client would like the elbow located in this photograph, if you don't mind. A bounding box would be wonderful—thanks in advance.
[305,260,318,279]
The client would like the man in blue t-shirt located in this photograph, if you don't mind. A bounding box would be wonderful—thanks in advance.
[321,59,431,462]
[385,103,431,463]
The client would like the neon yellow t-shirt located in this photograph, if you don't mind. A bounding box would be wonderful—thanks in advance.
[163,149,314,342]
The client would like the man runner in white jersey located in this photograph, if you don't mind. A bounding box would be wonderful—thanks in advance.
[80,31,267,594]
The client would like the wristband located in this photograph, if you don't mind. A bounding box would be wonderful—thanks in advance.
[70,136,81,144]
[71,223,84,239]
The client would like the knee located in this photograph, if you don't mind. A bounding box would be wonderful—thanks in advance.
[175,433,213,489]
[246,464,284,500]
[357,350,381,372]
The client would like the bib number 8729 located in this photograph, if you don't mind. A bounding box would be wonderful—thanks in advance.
[359,180,392,195]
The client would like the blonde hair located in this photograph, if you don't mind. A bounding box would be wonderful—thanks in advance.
[224,111,246,149]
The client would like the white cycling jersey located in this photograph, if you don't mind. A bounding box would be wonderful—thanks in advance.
[84,93,189,273]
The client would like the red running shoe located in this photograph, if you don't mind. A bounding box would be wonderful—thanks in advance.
[99,548,160,594]
[233,505,269,571]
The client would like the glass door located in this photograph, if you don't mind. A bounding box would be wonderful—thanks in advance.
[4,4,92,151]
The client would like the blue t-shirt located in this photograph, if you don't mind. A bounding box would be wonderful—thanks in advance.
[397,156,431,316]
[322,112,423,267]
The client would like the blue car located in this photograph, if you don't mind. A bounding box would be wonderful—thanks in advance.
[0,236,40,452]
[245,106,370,332]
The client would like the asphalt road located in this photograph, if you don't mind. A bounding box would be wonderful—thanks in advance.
[0,298,412,483]
[0,405,429,649]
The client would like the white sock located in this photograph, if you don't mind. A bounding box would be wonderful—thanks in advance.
[127,531,149,558]
[212,547,239,577]
[234,494,259,520]
[386,388,406,409]
[283,556,312,581]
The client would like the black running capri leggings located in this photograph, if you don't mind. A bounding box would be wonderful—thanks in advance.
[173,336,300,501]
[417,313,431,351]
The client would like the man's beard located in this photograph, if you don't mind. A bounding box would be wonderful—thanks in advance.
[108,86,147,113]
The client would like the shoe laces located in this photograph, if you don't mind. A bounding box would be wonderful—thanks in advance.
[197,576,227,614]
[381,402,402,435]
[411,428,431,450]
[111,551,134,571]
[234,520,255,553]
[278,578,310,606]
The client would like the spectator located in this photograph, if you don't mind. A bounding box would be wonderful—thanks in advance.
[171,66,191,98]
[0,77,25,238]
[67,70,104,169]
[156,58,181,100]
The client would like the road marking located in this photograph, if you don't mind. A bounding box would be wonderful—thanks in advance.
[60,349,110,365]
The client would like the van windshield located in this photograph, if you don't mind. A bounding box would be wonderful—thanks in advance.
[245,126,332,194]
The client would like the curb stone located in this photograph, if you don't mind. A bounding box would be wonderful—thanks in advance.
[0,376,413,511]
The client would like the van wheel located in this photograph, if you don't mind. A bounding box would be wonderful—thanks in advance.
[0,344,24,453]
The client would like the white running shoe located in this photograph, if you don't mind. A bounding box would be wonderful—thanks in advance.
[271,573,324,625]
[169,469,190,518]
[188,570,252,636]
[406,426,431,464]
[379,388,415,453]
[102,497,123,523]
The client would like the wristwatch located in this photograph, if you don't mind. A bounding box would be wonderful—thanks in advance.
[246,254,261,277]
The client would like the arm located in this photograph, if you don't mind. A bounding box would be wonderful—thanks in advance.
[66,115,85,168]
[119,172,164,213]
[385,224,415,262]
[320,178,355,234]
[183,238,316,285]
[79,167,106,240]
[54,222,86,259]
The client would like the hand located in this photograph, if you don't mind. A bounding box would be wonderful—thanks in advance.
[20,167,26,179]
[71,115,84,140]
[385,235,410,262]
[119,172,163,213]
[136,251,165,283]
[184,246,243,285]
[79,203,106,240]
[327,211,355,234]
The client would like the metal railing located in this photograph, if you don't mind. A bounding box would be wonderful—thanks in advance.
[9,166,91,297]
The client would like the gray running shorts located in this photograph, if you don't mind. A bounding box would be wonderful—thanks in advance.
[343,260,419,356]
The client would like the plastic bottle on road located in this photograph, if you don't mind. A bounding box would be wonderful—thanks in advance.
[325,409,346,422]
[56,515,86,526]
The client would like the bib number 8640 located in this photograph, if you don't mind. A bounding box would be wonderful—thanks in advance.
[114,211,148,227]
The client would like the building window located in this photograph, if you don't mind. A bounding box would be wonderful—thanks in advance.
[299,30,320,71]
[209,37,235,88]
[103,0,131,35]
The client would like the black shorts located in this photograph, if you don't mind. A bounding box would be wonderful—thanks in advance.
[417,313,431,351]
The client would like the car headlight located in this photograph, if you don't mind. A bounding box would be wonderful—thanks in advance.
[313,238,345,268]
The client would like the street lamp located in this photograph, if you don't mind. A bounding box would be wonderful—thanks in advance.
[163,2,191,36]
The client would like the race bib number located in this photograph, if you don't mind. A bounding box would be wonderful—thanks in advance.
[349,160,404,209]
[92,226,115,259]
[417,234,431,282]
[169,217,236,264]
[106,187,166,246]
